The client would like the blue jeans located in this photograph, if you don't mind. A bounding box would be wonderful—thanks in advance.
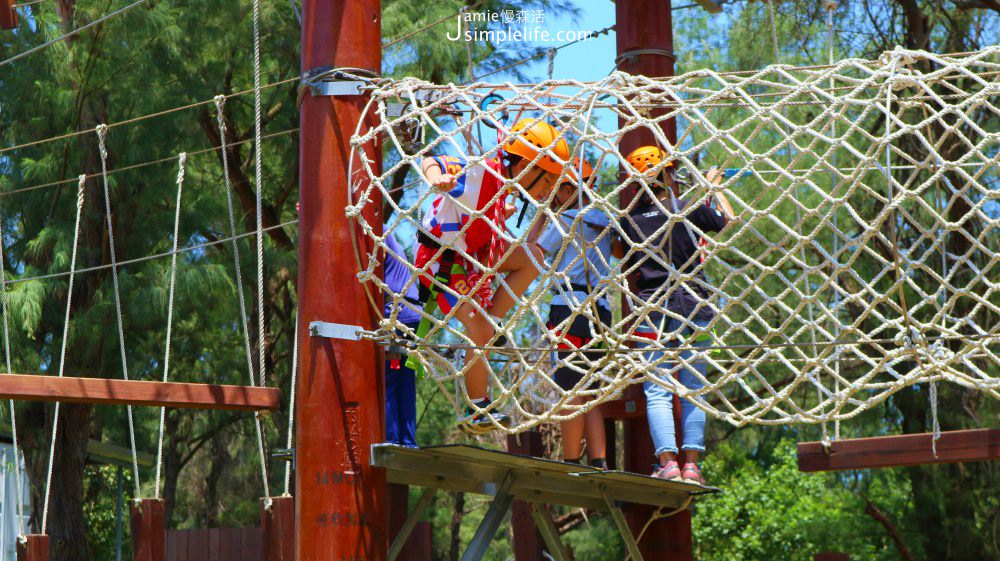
[638,317,710,456]
[386,323,419,447]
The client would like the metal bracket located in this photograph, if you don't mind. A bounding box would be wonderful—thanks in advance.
[309,321,363,340]
[301,66,369,97]
[272,448,295,470]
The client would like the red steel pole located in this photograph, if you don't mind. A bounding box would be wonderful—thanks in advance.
[616,1,694,560]
[297,0,384,559]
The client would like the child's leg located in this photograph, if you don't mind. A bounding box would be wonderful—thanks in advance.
[677,332,710,459]
[490,244,544,317]
[559,397,586,461]
[641,342,678,464]
[399,360,418,447]
[385,364,400,445]
[453,300,496,401]
[583,406,607,462]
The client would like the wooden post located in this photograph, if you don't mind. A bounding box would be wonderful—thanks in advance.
[507,432,545,561]
[387,485,433,561]
[262,497,295,561]
[297,0,384,558]
[616,0,690,558]
[0,0,17,30]
[131,498,166,561]
[16,535,48,561]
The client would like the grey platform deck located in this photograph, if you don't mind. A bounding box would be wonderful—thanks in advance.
[372,443,718,511]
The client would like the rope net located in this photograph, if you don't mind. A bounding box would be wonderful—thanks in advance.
[348,47,999,430]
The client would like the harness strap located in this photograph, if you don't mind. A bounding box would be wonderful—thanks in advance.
[547,326,591,350]
[405,247,457,377]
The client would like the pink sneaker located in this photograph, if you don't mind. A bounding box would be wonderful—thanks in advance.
[652,461,682,481]
[681,462,704,485]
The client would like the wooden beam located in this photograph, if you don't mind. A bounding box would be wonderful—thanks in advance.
[131,499,165,561]
[0,374,280,411]
[798,428,1000,472]
[262,496,295,561]
[16,535,48,561]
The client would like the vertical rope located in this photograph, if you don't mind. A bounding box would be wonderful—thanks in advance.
[153,153,187,498]
[41,176,87,534]
[95,125,142,498]
[767,0,781,64]
[461,6,483,148]
[824,0,839,443]
[283,309,299,496]
[250,0,272,503]
[0,187,27,538]
[930,380,940,457]
[214,96,259,393]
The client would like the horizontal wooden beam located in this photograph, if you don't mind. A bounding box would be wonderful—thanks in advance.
[0,374,279,411]
[798,428,1000,472]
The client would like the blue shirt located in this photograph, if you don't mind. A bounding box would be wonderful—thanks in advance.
[538,208,614,310]
[384,234,422,325]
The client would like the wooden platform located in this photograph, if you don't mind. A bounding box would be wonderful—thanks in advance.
[798,428,1000,472]
[372,443,717,511]
[0,374,280,411]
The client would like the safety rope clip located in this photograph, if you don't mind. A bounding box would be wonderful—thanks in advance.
[309,321,364,340]
[386,89,450,117]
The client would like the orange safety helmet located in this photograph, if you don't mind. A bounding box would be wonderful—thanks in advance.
[502,119,570,176]
[625,146,672,174]
[564,156,594,184]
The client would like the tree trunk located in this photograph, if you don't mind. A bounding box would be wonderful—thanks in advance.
[162,411,182,526]
[447,492,465,561]
[47,404,92,561]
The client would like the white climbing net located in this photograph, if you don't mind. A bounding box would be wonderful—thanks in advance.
[348,46,999,430]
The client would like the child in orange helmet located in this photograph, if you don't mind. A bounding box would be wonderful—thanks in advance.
[619,145,735,485]
[415,118,571,435]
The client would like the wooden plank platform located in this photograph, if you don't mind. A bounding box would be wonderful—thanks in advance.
[0,374,280,411]
[798,428,1000,472]
[372,444,718,511]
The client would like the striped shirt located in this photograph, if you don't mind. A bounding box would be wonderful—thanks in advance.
[421,155,507,254]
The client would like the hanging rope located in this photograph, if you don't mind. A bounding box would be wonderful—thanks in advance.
[767,0,781,64]
[823,0,842,443]
[283,309,299,496]
[0,190,27,539]
[95,125,143,498]
[41,176,87,534]
[248,0,272,499]
[153,153,188,498]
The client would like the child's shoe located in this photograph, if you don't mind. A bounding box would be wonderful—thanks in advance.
[457,399,510,435]
[681,462,704,485]
[652,460,681,481]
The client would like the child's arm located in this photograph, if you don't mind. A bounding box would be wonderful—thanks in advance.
[612,236,626,259]
[422,157,457,192]
[705,167,737,223]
